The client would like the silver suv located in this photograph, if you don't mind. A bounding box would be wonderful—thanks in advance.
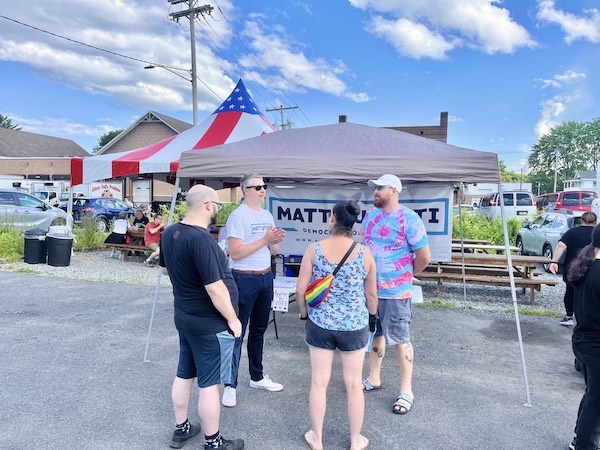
[515,210,581,272]
[0,189,68,231]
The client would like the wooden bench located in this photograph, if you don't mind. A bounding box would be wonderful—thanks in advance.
[105,243,150,261]
[416,271,558,304]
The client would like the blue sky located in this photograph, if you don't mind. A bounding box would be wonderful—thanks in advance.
[1,0,599,171]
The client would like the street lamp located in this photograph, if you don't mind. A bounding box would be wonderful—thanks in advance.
[144,64,198,125]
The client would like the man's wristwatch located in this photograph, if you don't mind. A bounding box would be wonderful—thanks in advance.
[299,313,308,320]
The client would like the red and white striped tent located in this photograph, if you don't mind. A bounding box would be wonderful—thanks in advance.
[70,79,275,185]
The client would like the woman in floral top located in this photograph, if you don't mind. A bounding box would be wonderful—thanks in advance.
[296,201,378,450]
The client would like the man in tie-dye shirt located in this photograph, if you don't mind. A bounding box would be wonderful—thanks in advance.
[360,174,431,415]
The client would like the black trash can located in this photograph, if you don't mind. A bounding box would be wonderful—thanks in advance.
[47,231,75,267]
[23,228,48,264]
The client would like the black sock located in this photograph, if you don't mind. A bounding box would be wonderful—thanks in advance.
[175,419,190,434]
[204,431,223,448]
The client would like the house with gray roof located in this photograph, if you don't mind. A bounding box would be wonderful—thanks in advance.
[563,170,597,191]
[0,127,88,181]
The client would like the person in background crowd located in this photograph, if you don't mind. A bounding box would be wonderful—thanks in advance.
[131,209,149,229]
[104,211,129,258]
[360,174,431,415]
[123,197,134,208]
[159,183,244,450]
[296,201,378,450]
[566,224,600,450]
[550,211,597,326]
[221,174,286,408]
[144,214,165,267]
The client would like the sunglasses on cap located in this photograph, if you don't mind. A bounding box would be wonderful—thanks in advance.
[245,184,268,191]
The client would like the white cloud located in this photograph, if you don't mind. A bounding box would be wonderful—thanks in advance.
[537,0,600,44]
[448,114,464,123]
[368,16,457,60]
[535,69,587,88]
[349,0,535,59]
[534,95,581,138]
[10,114,115,139]
[240,20,371,102]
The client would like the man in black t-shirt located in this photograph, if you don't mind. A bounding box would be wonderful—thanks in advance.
[159,184,244,450]
[550,211,597,326]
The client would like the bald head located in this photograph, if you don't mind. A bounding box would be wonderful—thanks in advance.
[186,184,217,211]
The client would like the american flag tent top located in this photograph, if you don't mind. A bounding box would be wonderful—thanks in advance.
[70,79,275,185]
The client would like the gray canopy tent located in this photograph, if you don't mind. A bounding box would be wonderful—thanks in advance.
[172,122,532,405]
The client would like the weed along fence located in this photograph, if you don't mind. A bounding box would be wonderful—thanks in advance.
[419,253,559,304]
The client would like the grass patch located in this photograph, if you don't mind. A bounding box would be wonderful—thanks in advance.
[72,216,108,252]
[0,225,24,263]
[503,308,562,317]
[12,266,38,274]
[420,299,475,310]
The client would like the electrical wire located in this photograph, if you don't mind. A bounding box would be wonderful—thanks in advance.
[211,1,313,126]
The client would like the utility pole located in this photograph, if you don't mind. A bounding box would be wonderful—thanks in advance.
[266,104,298,129]
[553,148,559,192]
[168,1,214,125]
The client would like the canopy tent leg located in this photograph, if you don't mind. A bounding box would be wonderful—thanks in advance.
[143,177,180,362]
[497,182,532,407]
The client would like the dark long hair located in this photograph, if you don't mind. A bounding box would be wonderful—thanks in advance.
[331,201,360,237]
[567,223,600,284]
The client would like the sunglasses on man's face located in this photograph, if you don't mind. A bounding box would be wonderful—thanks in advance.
[245,184,268,191]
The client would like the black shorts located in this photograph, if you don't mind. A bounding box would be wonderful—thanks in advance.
[305,319,368,352]
[177,330,235,388]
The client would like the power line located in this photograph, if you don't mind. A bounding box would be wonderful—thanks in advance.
[210,2,313,126]
[0,13,223,103]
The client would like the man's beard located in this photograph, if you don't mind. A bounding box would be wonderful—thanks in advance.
[210,211,218,226]
[374,196,384,208]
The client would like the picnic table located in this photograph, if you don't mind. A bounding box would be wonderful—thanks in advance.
[104,228,149,261]
[452,238,490,245]
[419,253,558,304]
[451,243,520,254]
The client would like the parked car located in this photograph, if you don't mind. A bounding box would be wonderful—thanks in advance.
[60,197,134,232]
[536,191,597,213]
[0,188,68,231]
[515,210,582,272]
[478,191,536,220]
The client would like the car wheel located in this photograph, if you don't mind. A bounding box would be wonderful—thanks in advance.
[542,245,553,272]
[95,218,108,232]
[515,236,525,255]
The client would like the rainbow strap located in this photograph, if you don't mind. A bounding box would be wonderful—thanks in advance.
[305,274,334,307]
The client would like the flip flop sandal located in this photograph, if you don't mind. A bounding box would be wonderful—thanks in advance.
[392,393,414,414]
[304,431,323,450]
[362,379,382,392]
[358,435,370,450]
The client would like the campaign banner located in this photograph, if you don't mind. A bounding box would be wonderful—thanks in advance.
[267,184,453,262]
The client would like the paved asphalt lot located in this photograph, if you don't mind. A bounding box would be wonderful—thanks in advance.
[0,271,584,450]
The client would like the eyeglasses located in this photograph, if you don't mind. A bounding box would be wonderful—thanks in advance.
[245,184,268,191]
[374,185,392,191]
[204,201,223,211]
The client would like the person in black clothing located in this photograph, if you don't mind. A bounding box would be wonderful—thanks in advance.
[132,209,149,228]
[159,184,244,450]
[550,212,597,326]
[566,223,600,450]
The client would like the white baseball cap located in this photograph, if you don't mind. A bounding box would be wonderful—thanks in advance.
[367,174,403,193]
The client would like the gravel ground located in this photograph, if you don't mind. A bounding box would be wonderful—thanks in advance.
[0,249,567,316]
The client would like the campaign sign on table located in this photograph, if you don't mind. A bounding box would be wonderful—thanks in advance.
[267,184,453,261]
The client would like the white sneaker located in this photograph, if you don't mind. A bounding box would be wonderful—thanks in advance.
[249,375,283,392]
[222,386,237,407]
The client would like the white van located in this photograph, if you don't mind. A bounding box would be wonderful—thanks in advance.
[479,191,536,220]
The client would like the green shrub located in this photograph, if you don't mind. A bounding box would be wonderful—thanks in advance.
[0,225,24,262]
[452,213,526,245]
[158,200,241,226]
[72,215,108,251]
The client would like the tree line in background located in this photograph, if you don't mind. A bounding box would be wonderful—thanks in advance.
[528,117,600,194]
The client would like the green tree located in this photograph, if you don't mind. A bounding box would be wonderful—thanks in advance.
[92,129,123,154]
[0,114,21,130]
[499,160,522,182]
[528,121,591,193]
